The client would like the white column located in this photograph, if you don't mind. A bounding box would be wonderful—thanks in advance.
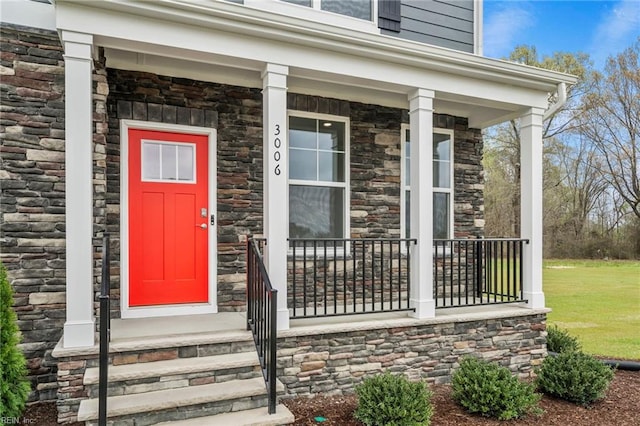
[62,31,95,347]
[262,63,290,330]
[408,89,436,319]
[520,108,545,309]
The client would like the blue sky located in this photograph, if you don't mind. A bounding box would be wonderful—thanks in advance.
[483,0,640,68]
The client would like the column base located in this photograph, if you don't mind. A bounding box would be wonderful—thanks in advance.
[524,291,546,309]
[63,320,96,348]
[276,308,290,331]
[409,298,436,319]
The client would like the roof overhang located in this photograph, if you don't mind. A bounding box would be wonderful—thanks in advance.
[55,0,578,128]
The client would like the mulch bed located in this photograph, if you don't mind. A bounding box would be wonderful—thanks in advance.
[283,370,640,426]
[19,370,639,425]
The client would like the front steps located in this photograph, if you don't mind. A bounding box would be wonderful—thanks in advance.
[77,330,293,425]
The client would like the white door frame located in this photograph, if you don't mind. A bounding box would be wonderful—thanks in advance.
[120,119,218,319]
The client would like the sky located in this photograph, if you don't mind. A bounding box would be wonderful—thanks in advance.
[483,0,640,69]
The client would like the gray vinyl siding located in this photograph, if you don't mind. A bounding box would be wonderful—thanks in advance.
[383,0,475,53]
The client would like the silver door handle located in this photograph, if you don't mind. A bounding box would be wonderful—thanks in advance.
[197,223,207,229]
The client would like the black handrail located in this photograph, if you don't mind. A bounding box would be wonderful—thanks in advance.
[246,238,277,414]
[288,238,416,318]
[434,238,529,308]
[98,233,111,426]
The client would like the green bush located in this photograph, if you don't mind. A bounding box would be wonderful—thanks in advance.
[0,262,31,418]
[355,371,433,426]
[546,325,581,353]
[536,351,615,406]
[452,357,541,421]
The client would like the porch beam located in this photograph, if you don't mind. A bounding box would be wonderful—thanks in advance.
[520,108,546,308]
[62,31,95,348]
[408,89,436,319]
[262,63,290,330]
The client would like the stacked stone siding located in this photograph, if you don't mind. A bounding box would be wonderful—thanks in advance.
[105,69,264,314]
[0,24,66,402]
[1,26,485,404]
[278,312,547,397]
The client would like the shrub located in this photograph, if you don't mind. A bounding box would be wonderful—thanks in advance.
[546,325,581,353]
[0,262,31,418]
[452,357,541,421]
[355,371,433,426]
[536,351,615,406]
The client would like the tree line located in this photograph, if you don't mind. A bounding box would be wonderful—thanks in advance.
[483,39,639,259]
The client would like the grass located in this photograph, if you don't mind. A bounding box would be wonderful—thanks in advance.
[543,259,640,360]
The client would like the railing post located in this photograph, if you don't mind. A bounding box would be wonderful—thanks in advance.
[269,288,278,414]
[98,233,110,426]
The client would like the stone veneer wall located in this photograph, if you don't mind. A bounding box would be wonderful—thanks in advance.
[0,24,67,402]
[105,68,264,314]
[0,27,484,402]
[278,312,547,397]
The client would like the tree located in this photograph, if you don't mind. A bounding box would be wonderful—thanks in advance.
[0,262,31,419]
[580,38,640,219]
[484,46,592,237]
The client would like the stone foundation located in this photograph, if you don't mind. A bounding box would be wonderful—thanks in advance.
[277,310,547,397]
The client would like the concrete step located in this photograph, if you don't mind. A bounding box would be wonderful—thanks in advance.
[78,377,285,423]
[156,405,295,426]
[84,351,262,397]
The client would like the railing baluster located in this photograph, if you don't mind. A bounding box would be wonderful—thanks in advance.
[380,240,385,310]
[323,241,328,316]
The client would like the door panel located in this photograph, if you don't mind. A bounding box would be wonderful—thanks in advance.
[128,129,209,307]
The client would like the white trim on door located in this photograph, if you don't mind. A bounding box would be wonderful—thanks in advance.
[120,120,218,319]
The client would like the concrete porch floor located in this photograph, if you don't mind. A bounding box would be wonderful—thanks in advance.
[110,312,247,342]
[109,303,539,343]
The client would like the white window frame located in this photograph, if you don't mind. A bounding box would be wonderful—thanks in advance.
[244,0,378,32]
[287,110,350,256]
[400,124,454,242]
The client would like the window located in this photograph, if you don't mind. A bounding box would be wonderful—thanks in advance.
[288,113,349,241]
[401,125,454,240]
[141,141,195,183]
[281,0,373,21]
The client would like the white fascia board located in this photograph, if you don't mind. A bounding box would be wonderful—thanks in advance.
[55,0,577,92]
[56,3,552,110]
[1,0,56,31]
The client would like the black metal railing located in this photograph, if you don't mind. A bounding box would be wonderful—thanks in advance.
[434,238,528,308]
[288,238,417,318]
[246,238,277,415]
[98,233,111,426]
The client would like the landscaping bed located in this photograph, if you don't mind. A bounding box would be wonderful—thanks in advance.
[283,369,640,426]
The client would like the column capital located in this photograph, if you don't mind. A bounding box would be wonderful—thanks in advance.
[262,63,289,90]
[520,107,545,128]
[408,88,435,112]
[60,31,94,61]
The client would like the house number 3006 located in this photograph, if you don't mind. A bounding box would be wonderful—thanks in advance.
[274,124,282,176]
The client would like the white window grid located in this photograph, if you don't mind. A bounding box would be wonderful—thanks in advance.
[140,139,197,184]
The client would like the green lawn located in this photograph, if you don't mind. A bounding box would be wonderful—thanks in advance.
[544,259,640,359]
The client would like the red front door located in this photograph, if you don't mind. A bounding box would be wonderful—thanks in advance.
[128,129,209,306]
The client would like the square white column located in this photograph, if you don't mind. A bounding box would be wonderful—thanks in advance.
[520,108,546,309]
[262,63,290,330]
[408,89,436,319]
[62,31,95,347]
